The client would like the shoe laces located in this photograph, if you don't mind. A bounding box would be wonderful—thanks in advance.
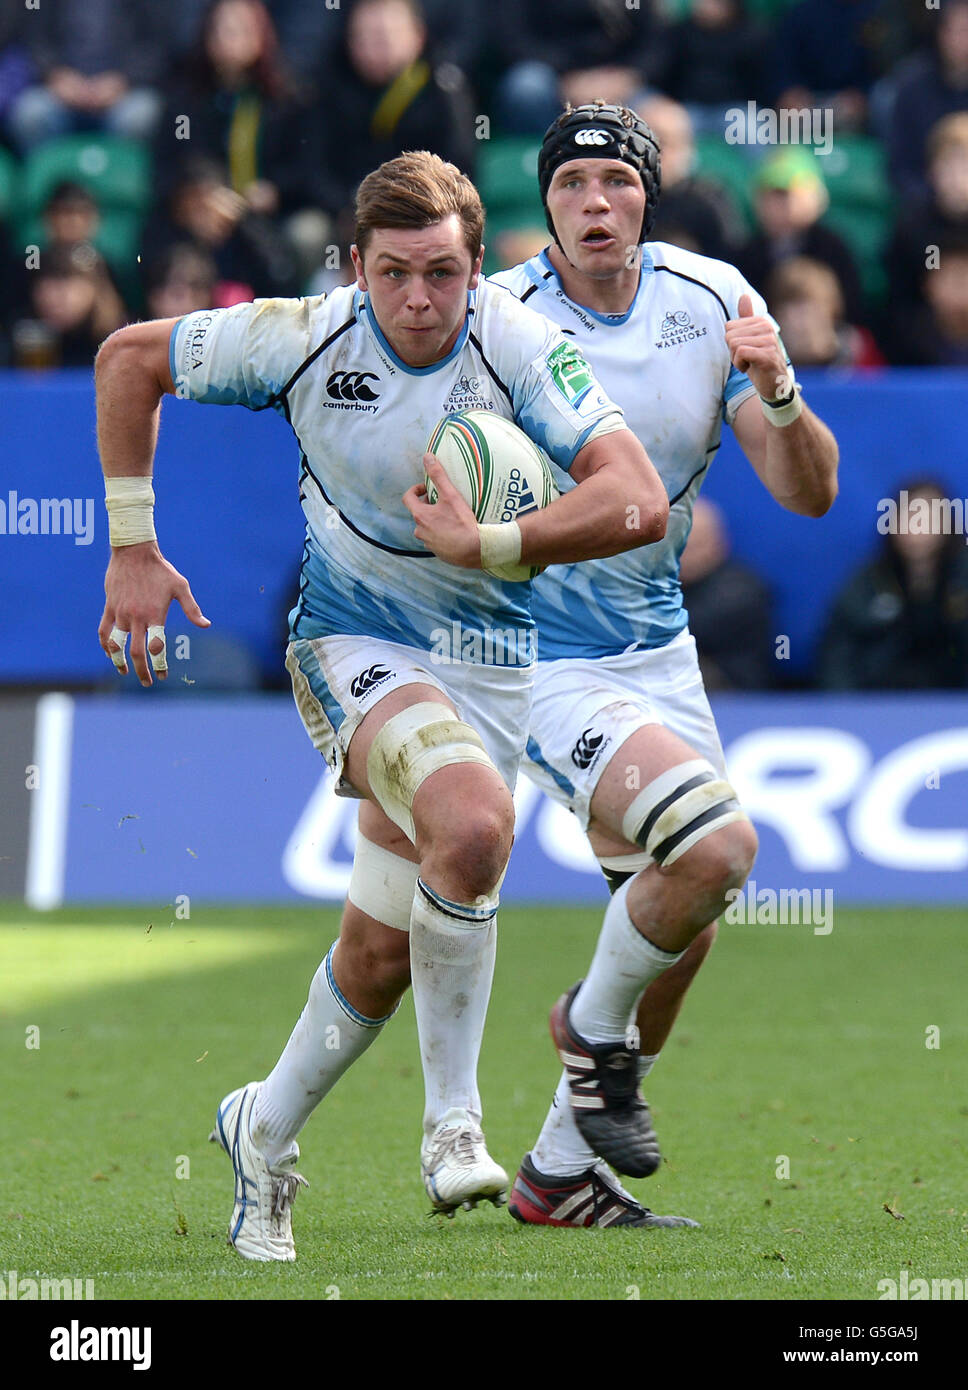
[589,1163,644,1220]
[452,1127,485,1167]
[431,1123,483,1169]
[270,1169,308,1220]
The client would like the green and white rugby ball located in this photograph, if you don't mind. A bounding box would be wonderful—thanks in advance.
[425,408,559,582]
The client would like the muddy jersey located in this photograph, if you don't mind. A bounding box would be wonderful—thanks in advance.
[170,280,624,665]
[491,242,775,658]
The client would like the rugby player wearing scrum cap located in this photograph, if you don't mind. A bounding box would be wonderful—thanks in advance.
[491,103,838,1228]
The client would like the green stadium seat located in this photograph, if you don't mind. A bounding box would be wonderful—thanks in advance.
[18,209,143,272]
[13,135,152,280]
[656,0,798,26]
[740,0,799,19]
[482,210,549,276]
[478,136,544,224]
[819,134,892,215]
[693,134,758,232]
[819,135,895,305]
[20,134,151,219]
[822,205,891,304]
[0,145,19,221]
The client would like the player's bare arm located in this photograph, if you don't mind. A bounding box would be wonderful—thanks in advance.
[95,319,210,686]
[727,294,839,518]
[404,428,668,569]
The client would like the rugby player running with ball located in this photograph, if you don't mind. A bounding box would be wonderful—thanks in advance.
[94,150,668,1258]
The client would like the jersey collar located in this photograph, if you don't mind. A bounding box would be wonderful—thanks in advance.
[535,245,654,326]
[355,288,474,375]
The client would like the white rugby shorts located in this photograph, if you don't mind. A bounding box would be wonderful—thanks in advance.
[523,629,727,829]
[286,634,533,795]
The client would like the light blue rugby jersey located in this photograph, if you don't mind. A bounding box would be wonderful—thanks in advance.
[169,282,624,665]
[490,242,771,659]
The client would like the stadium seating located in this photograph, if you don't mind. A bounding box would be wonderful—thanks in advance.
[818,134,895,303]
[478,136,544,224]
[693,133,758,231]
[0,145,18,223]
[478,136,547,274]
[20,134,151,213]
[694,132,894,303]
[13,134,151,268]
[659,0,797,16]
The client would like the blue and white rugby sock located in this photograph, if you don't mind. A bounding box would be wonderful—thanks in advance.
[251,944,393,1166]
[409,877,497,1135]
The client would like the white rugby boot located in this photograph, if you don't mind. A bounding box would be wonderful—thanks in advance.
[209,1082,308,1261]
[420,1107,508,1216]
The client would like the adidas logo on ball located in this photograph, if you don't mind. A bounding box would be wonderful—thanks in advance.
[500,469,537,523]
[425,408,559,582]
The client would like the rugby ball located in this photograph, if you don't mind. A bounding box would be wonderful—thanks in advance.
[425,409,559,582]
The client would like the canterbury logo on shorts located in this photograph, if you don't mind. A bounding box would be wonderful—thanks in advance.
[571,727,608,770]
[350,664,394,699]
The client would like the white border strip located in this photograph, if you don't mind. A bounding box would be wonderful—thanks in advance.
[25,693,74,911]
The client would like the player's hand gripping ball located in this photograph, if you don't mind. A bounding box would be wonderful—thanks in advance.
[425,409,559,582]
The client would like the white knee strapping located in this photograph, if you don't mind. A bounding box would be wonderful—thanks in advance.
[366,701,498,843]
[597,849,653,875]
[347,835,420,931]
[621,758,748,867]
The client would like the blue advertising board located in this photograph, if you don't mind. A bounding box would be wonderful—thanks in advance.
[21,692,968,908]
[0,369,965,683]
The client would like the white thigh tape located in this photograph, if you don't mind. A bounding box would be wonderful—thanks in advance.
[622,758,747,866]
[366,701,497,843]
[620,760,711,845]
[597,850,654,875]
[348,835,420,931]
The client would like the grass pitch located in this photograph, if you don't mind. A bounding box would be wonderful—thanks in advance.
[1,901,966,1303]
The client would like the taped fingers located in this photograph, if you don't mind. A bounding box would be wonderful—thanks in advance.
[107,626,129,670]
[147,624,168,674]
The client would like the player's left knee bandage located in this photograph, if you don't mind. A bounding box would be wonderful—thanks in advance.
[621,758,748,867]
[366,701,498,843]
[597,851,652,895]
[348,835,420,931]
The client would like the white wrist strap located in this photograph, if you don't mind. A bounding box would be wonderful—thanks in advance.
[478,521,522,572]
[760,364,802,428]
[761,384,803,427]
[105,476,156,546]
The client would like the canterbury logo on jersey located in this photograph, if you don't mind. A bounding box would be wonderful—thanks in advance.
[325,371,382,407]
[571,727,609,770]
[573,129,610,146]
[350,664,394,698]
